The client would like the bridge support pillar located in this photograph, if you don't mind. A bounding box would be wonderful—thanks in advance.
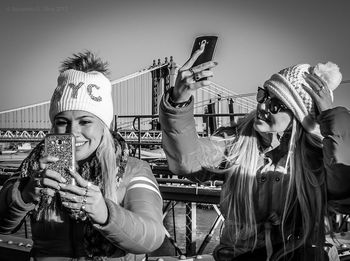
[150,57,176,131]
[206,101,217,135]
[228,98,235,125]
[185,202,197,256]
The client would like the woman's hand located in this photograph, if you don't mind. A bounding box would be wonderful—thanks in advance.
[21,155,65,204]
[59,169,108,225]
[304,74,333,112]
[171,42,218,103]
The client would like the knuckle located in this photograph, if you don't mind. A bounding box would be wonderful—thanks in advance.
[185,78,193,84]
[179,71,187,79]
[47,189,55,197]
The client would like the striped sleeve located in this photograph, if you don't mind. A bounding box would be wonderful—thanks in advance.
[127,176,162,200]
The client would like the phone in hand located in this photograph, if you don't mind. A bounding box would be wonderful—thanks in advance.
[45,134,76,185]
[190,35,218,72]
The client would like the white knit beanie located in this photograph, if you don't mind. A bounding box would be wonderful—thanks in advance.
[49,69,113,127]
[263,62,342,138]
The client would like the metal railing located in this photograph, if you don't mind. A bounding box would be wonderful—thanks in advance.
[114,113,246,159]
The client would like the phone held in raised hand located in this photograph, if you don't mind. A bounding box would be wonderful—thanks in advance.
[190,35,218,68]
[45,133,76,185]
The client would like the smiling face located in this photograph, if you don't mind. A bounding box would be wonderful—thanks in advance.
[253,88,293,134]
[53,110,104,161]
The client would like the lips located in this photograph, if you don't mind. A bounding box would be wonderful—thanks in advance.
[257,111,270,122]
[75,141,87,147]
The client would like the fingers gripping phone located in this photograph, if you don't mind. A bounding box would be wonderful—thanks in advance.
[190,35,218,77]
[45,134,76,185]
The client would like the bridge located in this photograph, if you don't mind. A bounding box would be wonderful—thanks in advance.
[0,57,256,146]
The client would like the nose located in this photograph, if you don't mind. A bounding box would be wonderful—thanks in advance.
[67,122,81,136]
[257,100,268,112]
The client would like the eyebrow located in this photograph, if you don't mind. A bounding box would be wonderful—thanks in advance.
[55,115,95,120]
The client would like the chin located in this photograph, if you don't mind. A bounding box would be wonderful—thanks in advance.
[75,152,88,162]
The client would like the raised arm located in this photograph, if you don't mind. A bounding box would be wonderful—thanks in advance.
[303,74,350,199]
[160,89,227,180]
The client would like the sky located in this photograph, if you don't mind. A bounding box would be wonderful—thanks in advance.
[0,0,349,112]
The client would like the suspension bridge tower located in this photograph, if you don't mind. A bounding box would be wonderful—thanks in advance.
[150,56,176,130]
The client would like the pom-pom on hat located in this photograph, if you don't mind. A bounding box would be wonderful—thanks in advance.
[49,69,114,127]
[263,62,342,138]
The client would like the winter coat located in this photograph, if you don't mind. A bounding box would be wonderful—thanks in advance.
[0,132,165,261]
[159,90,350,260]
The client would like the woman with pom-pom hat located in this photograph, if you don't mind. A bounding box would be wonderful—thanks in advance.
[159,49,350,261]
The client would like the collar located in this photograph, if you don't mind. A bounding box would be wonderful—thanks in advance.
[257,131,284,154]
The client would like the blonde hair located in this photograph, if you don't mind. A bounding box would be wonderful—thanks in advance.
[95,122,119,203]
[221,111,260,248]
[221,111,326,259]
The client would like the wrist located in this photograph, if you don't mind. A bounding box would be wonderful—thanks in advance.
[92,200,109,225]
[168,87,192,108]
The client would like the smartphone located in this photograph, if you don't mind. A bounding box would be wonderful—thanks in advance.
[190,35,218,69]
[45,134,76,185]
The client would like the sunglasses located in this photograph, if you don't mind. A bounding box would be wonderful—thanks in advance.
[256,87,288,114]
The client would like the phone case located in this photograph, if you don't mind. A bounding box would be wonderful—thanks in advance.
[45,134,76,184]
[190,35,218,68]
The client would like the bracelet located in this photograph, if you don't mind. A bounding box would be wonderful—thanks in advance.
[168,88,191,108]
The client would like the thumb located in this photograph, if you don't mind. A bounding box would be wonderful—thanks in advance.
[68,167,89,187]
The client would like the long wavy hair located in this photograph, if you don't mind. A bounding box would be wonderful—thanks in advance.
[220,110,326,260]
[95,121,119,203]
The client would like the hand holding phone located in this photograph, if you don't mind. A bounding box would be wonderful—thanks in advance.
[170,35,218,103]
[45,134,76,185]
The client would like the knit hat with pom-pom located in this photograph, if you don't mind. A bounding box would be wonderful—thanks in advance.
[263,62,342,138]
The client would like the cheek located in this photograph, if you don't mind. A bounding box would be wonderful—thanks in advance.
[87,126,104,144]
[275,115,292,130]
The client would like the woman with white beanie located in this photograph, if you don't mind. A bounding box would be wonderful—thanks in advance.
[0,51,165,260]
[159,47,350,260]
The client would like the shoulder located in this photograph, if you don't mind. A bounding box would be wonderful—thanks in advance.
[123,157,157,184]
[125,157,152,173]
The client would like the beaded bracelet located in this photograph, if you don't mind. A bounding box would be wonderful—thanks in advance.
[168,88,191,108]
